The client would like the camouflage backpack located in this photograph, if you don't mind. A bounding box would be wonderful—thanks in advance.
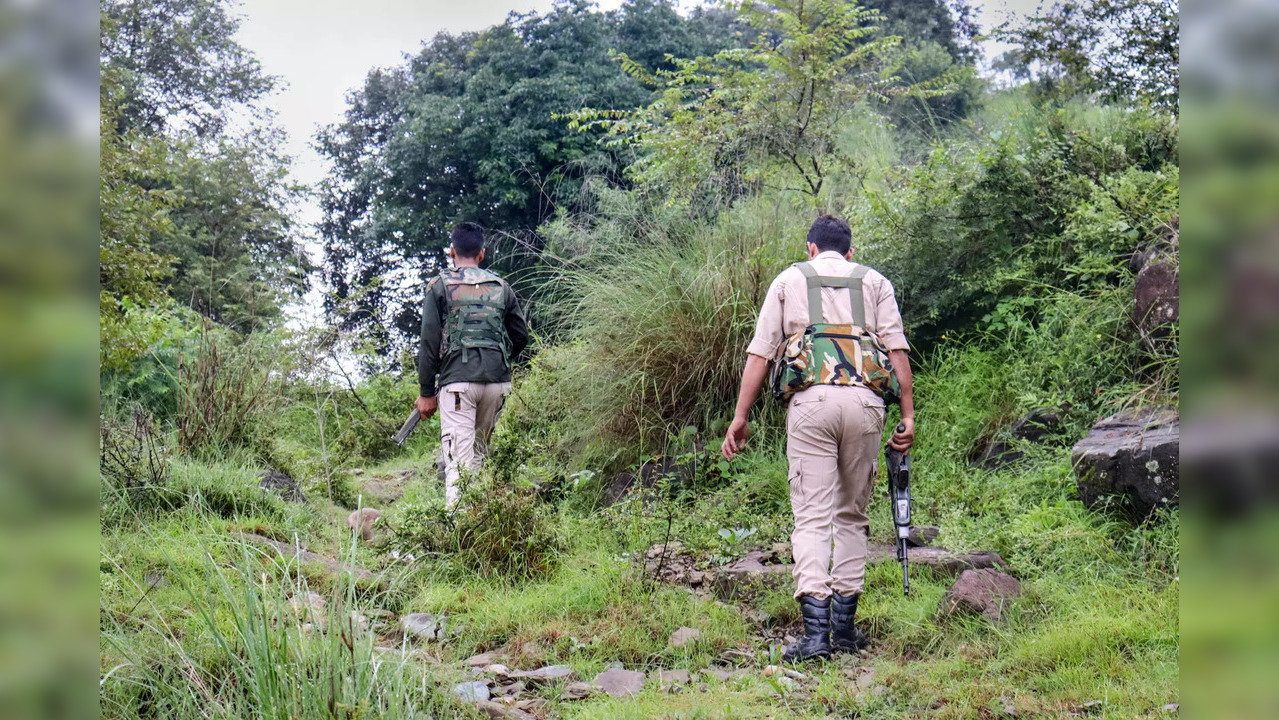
[769,262,901,404]
[440,267,511,365]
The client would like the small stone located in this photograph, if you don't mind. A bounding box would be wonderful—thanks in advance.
[454,681,491,702]
[400,612,446,641]
[473,700,534,720]
[762,665,807,681]
[289,591,326,615]
[492,681,524,697]
[906,526,940,547]
[669,626,702,648]
[938,569,1022,622]
[593,668,645,697]
[1163,703,1178,713]
[1080,700,1104,713]
[843,667,876,694]
[347,507,381,541]
[467,651,501,667]
[560,682,593,700]
[701,668,731,682]
[515,698,547,713]
[144,572,168,589]
[512,664,577,686]
[657,669,690,687]
[484,663,511,676]
[1003,705,1018,717]
[352,468,365,475]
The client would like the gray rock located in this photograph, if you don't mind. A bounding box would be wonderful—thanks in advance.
[971,408,1065,469]
[701,668,731,682]
[669,626,701,648]
[473,701,534,720]
[511,664,577,686]
[346,508,381,542]
[453,681,491,702]
[906,526,940,547]
[594,667,646,697]
[657,669,691,687]
[868,544,1005,576]
[515,698,547,713]
[259,471,305,502]
[560,682,594,700]
[400,612,447,641]
[1072,405,1179,518]
[492,681,524,697]
[466,651,502,667]
[938,569,1022,622]
[713,551,793,601]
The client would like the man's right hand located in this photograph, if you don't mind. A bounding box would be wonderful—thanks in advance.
[722,416,750,461]
[415,395,438,419]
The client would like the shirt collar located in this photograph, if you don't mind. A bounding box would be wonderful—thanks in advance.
[813,251,847,261]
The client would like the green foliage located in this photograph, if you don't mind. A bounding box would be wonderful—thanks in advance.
[100,0,276,136]
[391,474,563,582]
[174,325,287,456]
[855,95,1179,346]
[997,0,1179,112]
[100,533,456,720]
[508,195,806,468]
[317,0,744,348]
[572,0,964,204]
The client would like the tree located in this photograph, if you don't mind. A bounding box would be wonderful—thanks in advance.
[572,0,961,203]
[100,0,276,136]
[316,0,743,350]
[100,0,309,335]
[1000,0,1179,112]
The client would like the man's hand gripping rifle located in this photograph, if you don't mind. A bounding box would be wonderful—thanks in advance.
[885,422,913,595]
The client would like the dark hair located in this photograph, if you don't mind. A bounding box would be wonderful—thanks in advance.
[451,222,485,258]
[806,214,851,255]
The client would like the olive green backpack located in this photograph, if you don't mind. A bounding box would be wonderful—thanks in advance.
[441,267,511,365]
[769,262,900,404]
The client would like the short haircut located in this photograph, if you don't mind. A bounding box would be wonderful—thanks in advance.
[451,222,485,258]
[806,214,852,255]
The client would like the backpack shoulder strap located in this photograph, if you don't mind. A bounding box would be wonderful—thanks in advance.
[844,264,870,327]
[794,262,825,325]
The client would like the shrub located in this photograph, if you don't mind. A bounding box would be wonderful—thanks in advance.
[391,473,562,582]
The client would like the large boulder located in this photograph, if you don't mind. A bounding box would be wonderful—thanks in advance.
[1072,406,1179,519]
[938,569,1021,622]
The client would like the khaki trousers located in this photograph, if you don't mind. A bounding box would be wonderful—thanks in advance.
[438,381,512,508]
[786,385,885,599]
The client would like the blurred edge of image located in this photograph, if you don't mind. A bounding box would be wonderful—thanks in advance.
[0,0,101,718]
[1181,0,1279,718]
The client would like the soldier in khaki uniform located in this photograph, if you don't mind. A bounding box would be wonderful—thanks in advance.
[722,215,915,662]
[416,223,529,509]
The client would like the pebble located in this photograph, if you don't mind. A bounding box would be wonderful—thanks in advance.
[453,681,490,702]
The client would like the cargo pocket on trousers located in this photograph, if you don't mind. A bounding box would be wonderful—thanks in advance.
[861,400,886,435]
[788,461,805,506]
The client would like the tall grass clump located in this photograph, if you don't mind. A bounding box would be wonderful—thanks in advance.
[100,536,456,720]
[509,197,814,469]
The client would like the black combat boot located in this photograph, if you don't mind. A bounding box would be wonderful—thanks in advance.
[781,595,832,663]
[830,592,867,653]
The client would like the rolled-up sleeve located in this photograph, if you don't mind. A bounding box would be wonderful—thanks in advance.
[874,276,910,351]
[745,275,787,359]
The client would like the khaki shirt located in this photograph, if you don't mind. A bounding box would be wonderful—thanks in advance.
[746,251,910,361]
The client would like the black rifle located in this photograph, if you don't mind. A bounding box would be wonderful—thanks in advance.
[885,422,913,595]
[392,408,421,446]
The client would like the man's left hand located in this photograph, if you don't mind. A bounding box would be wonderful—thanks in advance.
[889,417,915,452]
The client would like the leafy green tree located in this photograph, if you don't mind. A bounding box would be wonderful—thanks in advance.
[152,130,312,330]
[316,0,742,348]
[100,0,309,335]
[573,0,960,203]
[100,0,276,136]
[999,0,1179,112]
